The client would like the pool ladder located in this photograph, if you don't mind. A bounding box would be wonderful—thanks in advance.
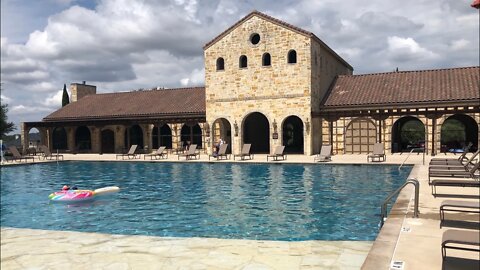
[380,178,419,228]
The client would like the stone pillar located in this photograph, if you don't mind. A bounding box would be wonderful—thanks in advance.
[91,126,101,153]
[426,113,441,156]
[115,125,125,153]
[67,127,75,152]
[20,123,28,152]
[144,124,153,153]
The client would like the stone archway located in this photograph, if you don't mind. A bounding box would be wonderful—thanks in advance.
[181,123,202,149]
[152,124,173,149]
[52,127,68,151]
[243,112,269,154]
[124,125,144,149]
[391,116,425,153]
[101,129,115,153]
[440,114,478,152]
[212,118,232,154]
[75,126,91,151]
[282,115,304,154]
[344,118,377,154]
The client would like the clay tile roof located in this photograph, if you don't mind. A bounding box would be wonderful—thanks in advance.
[322,66,480,109]
[43,87,205,121]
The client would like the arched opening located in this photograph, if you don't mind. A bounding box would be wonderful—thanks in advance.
[52,127,68,151]
[212,118,232,154]
[239,55,248,68]
[287,50,297,64]
[282,116,304,154]
[75,126,91,151]
[181,123,202,149]
[391,117,425,153]
[216,57,224,71]
[344,118,377,154]
[262,53,271,66]
[441,114,478,152]
[152,124,172,149]
[124,125,144,149]
[101,129,115,153]
[243,112,269,154]
[27,127,41,151]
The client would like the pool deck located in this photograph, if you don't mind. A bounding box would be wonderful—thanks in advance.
[1,153,479,269]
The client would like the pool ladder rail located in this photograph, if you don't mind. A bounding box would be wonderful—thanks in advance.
[380,178,420,228]
[398,148,425,171]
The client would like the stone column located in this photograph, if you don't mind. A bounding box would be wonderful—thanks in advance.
[20,123,28,152]
[91,126,101,153]
[144,124,153,153]
[115,125,125,153]
[426,113,441,156]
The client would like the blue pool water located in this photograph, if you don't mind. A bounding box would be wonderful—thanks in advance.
[1,162,411,241]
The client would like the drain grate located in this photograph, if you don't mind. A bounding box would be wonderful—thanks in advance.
[391,261,405,270]
[401,227,411,233]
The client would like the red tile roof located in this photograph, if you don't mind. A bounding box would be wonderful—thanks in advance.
[321,66,480,109]
[44,87,205,121]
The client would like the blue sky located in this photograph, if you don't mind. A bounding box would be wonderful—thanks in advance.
[1,0,479,133]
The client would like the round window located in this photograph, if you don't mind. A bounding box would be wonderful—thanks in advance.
[250,33,260,45]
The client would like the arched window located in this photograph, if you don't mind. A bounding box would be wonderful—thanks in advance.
[262,53,271,66]
[287,50,297,64]
[216,57,224,71]
[239,55,247,68]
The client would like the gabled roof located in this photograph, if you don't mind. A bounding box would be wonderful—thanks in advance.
[43,87,205,121]
[321,66,480,109]
[203,10,353,70]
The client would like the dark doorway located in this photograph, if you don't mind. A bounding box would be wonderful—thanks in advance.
[75,126,91,151]
[101,129,115,153]
[52,127,68,150]
[181,123,202,149]
[391,117,425,153]
[282,116,304,154]
[441,114,478,152]
[243,112,270,153]
[124,125,144,149]
[152,124,173,149]
[212,118,232,154]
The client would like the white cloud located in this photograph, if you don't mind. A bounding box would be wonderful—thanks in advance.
[1,95,12,103]
[451,39,470,50]
[42,90,64,108]
[387,36,438,61]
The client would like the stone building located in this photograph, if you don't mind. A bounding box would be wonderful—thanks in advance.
[22,11,480,156]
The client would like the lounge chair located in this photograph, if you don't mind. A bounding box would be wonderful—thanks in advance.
[428,162,480,184]
[178,144,199,160]
[40,145,64,160]
[267,146,286,161]
[209,144,229,160]
[233,144,253,160]
[116,145,139,160]
[432,142,473,163]
[439,200,480,227]
[431,178,480,196]
[441,229,480,260]
[7,146,35,162]
[314,145,332,162]
[144,146,168,160]
[367,143,386,162]
[429,150,479,167]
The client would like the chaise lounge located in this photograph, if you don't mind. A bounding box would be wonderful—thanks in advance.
[178,144,200,160]
[430,178,480,196]
[439,200,480,227]
[40,145,64,160]
[428,162,480,184]
[233,144,253,160]
[267,146,286,161]
[367,143,386,162]
[8,146,35,162]
[116,145,140,160]
[441,229,480,261]
[144,146,168,160]
[314,145,332,162]
[209,144,229,160]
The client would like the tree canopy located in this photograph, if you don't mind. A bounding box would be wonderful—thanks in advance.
[1,103,15,138]
[62,84,70,107]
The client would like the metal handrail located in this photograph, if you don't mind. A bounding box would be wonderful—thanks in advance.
[380,178,419,228]
[398,148,416,171]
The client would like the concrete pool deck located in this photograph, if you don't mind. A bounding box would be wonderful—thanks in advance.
[1,153,479,269]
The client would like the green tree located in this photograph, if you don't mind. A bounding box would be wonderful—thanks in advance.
[1,103,15,138]
[62,84,70,107]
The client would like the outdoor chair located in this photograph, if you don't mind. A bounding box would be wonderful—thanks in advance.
[40,145,64,160]
[428,162,480,184]
[432,142,472,162]
[267,146,286,161]
[430,150,479,166]
[7,146,35,162]
[431,178,480,196]
[144,146,168,160]
[439,200,480,227]
[441,229,480,261]
[233,144,253,160]
[209,144,229,160]
[116,145,140,160]
[367,143,386,162]
[314,145,332,162]
[178,144,199,160]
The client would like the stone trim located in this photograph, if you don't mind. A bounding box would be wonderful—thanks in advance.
[210,94,305,103]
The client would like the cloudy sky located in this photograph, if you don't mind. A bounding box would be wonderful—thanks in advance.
[1,0,479,133]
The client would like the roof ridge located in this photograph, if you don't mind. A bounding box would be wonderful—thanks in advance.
[337,66,480,78]
[89,86,205,96]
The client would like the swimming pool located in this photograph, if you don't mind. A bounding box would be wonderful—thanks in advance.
[1,162,411,241]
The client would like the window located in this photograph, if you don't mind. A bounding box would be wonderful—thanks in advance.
[216,57,224,71]
[250,33,260,45]
[262,53,271,66]
[239,55,248,68]
[287,50,297,64]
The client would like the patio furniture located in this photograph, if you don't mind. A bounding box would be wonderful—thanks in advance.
[178,144,199,160]
[233,144,253,160]
[116,145,140,160]
[431,178,480,196]
[439,200,480,227]
[432,142,472,161]
[7,146,35,162]
[267,146,286,161]
[367,143,386,162]
[40,145,64,160]
[209,144,229,160]
[144,146,168,160]
[314,145,332,162]
[430,150,479,167]
[441,229,480,260]
[428,162,480,184]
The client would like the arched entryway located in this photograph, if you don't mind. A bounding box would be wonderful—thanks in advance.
[124,125,144,149]
[75,126,91,151]
[391,117,425,153]
[27,128,41,150]
[282,116,304,154]
[212,118,232,154]
[344,118,377,154]
[181,123,202,149]
[243,112,269,154]
[152,124,172,149]
[52,127,68,150]
[101,129,115,153]
[441,114,478,152]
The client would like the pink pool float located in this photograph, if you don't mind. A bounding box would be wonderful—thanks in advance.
[49,186,120,202]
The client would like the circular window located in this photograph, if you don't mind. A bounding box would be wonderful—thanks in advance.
[250,33,260,45]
